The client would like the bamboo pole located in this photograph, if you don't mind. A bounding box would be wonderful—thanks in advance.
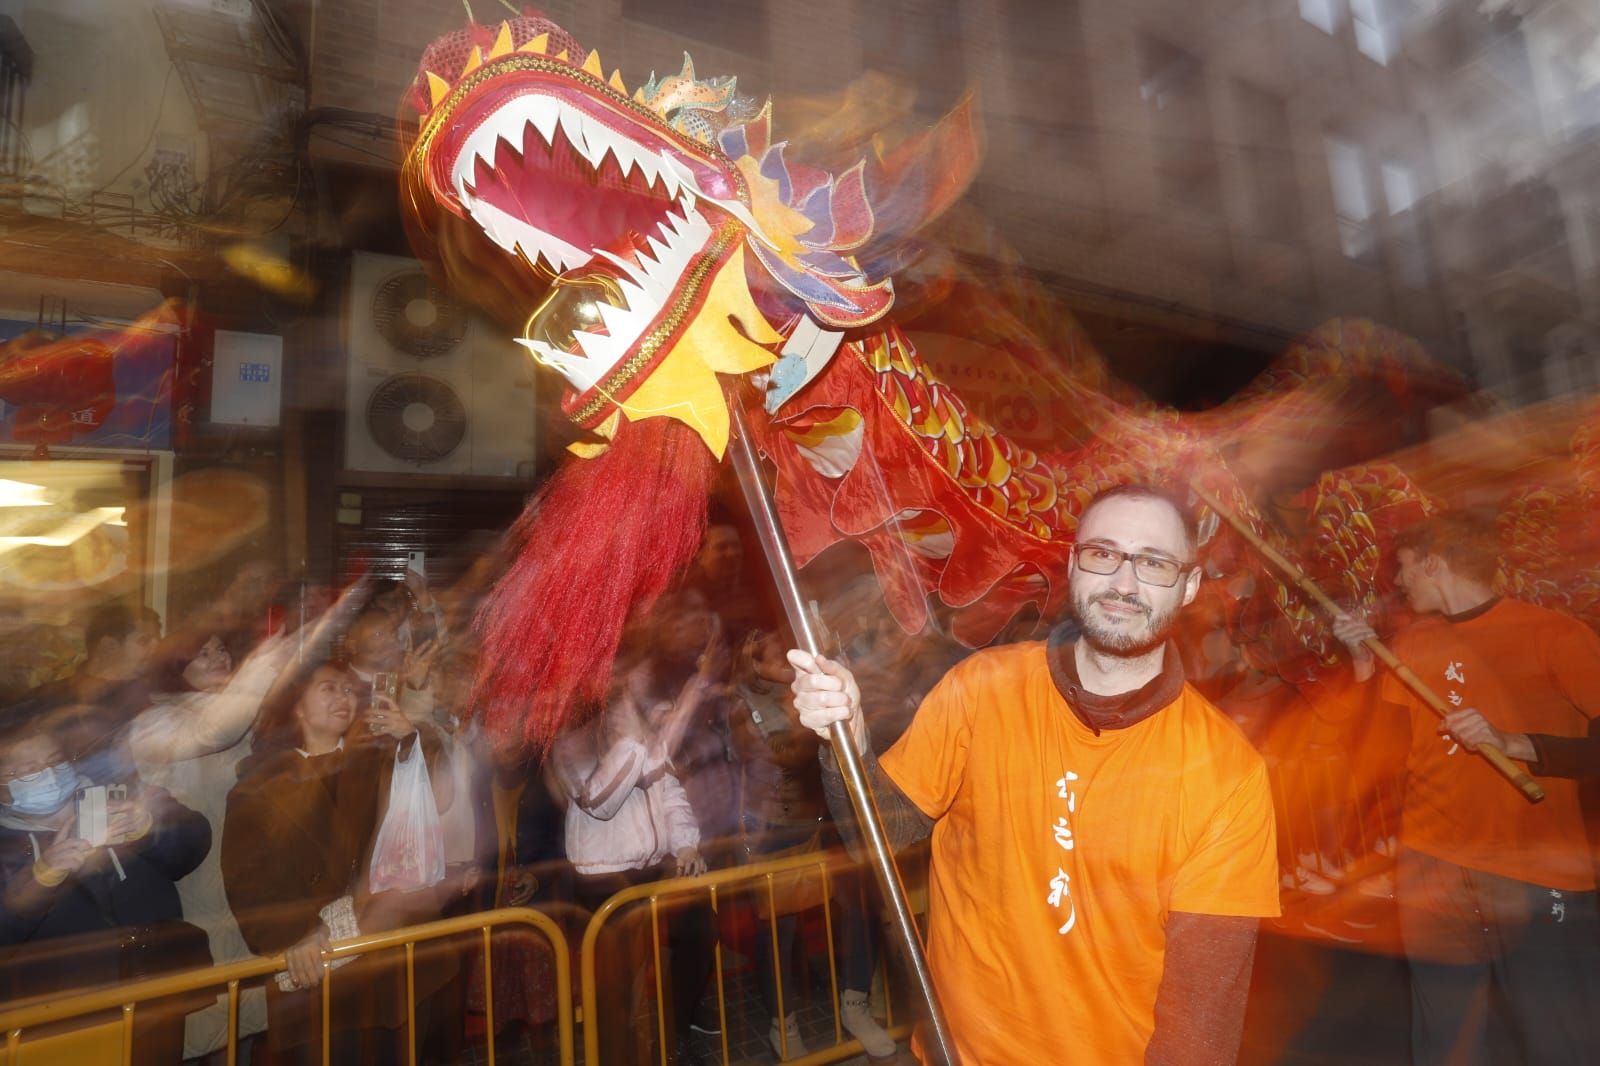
[1191,483,1545,804]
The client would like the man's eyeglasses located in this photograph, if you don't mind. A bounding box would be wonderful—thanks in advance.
[1073,545,1191,588]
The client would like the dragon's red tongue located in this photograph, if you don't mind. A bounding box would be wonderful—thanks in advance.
[464,118,674,261]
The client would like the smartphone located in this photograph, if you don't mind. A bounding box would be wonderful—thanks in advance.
[405,551,426,579]
[75,785,108,846]
[371,671,400,730]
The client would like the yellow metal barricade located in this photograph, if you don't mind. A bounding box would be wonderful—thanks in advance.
[579,850,920,1066]
[0,906,575,1066]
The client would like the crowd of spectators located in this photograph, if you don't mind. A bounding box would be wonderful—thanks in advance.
[0,522,912,1066]
[14,495,1589,1066]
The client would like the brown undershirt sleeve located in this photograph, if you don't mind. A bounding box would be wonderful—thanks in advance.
[1146,911,1259,1066]
[1526,732,1600,779]
[818,740,934,858]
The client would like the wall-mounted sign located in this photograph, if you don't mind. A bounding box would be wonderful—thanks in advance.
[210,329,283,427]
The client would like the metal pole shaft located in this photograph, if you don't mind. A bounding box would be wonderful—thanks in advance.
[727,400,958,1066]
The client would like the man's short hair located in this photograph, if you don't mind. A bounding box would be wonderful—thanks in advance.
[84,604,137,651]
[1392,511,1501,585]
[1080,483,1199,555]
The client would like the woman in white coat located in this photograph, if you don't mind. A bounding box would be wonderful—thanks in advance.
[551,592,720,1066]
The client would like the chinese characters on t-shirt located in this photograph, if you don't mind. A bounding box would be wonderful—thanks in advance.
[1049,772,1081,935]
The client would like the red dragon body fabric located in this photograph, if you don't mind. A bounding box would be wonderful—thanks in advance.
[400,15,1465,752]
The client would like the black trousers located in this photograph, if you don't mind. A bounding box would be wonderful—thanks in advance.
[575,865,714,1065]
[1398,847,1600,1066]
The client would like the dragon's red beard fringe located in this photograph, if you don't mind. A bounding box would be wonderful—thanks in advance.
[471,417,716,754]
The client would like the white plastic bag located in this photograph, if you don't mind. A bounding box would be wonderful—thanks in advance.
[368,740,446,893]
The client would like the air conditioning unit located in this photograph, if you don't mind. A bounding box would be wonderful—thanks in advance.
[344,252,537,477]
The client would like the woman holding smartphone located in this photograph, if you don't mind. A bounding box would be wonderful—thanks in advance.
[221,657,454,1066]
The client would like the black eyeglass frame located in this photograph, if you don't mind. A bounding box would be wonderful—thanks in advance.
[1072,544,1194,588]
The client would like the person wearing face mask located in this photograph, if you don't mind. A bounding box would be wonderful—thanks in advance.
[0,714,212,1063]
[15,603,164,789]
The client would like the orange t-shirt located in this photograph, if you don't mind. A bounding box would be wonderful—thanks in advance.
[879,642,1281,1066]
[1381,598,1600,891]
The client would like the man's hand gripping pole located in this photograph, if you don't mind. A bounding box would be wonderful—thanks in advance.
[728,398,960,1065]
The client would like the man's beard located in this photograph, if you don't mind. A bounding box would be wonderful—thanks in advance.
[1071,589,1179,657]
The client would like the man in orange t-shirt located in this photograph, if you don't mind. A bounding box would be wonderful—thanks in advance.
[1336,513,1600,1066]
[792,485,1280,1065]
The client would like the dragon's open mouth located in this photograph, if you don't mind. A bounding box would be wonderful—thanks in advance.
[432,64,783,337]
[451,93,707,274]
[404,19,895,452]
[419,54,792,396]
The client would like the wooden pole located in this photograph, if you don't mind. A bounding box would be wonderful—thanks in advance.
[1191,483,1545,804]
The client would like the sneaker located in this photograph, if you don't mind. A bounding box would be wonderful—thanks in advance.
[1301,920,1364,945]
[1298,851,1345,881]
[1295,866,1337,896]
[688,1001,722,1036]
[841,989,898,1060]
[768,1013,808,1061]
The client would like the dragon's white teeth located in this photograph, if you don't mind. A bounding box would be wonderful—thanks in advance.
[583,121,620,169]
[518,240,582,273]
[457,94,711,214]
[617,277,657,314]
[661,207,688,239]
[491,109,525,155]
[572,330,616,368]
[593,247,640,277]
[527,97,560,145]
[632,151,661,190]
[594,299,641,338]
[656,151,682,198]
[463,196,586,273]
[557,108,589,155]
[663,155,699,199]
[595,250,668,304]
[645,234,672,267]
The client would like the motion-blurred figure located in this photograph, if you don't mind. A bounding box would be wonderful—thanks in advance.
[1336,512,1600,1065]
[730,627,896,1061]
[551,592,717,1065]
